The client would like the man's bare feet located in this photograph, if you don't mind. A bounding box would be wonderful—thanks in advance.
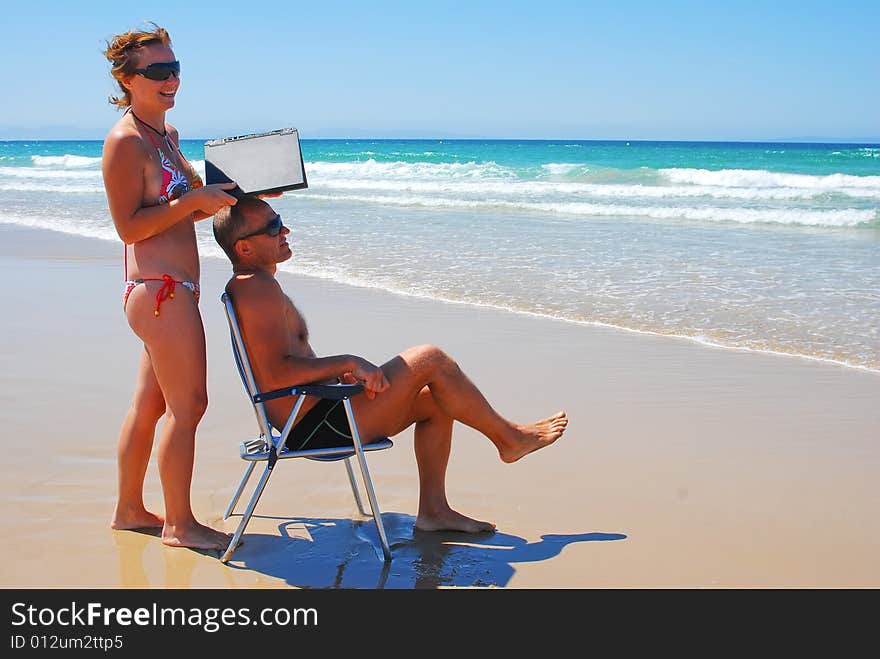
[161,521,233,551]
[415,508,496,533]
[498,411,568,464]
[111,506,164,530]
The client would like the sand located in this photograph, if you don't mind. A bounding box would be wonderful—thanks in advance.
[0,224,877,589]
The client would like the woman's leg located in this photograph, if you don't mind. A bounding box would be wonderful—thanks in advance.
[111,347,165,530]
[126,284,230,551]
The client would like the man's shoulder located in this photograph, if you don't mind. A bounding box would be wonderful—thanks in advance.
[225,272,284,309]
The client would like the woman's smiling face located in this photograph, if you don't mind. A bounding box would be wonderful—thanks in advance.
[124,43,179,111]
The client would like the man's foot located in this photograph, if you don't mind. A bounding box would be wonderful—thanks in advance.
[161,521,233,551]
[415,508,496,533]
[498,411,568,464]
[111,506,164,530]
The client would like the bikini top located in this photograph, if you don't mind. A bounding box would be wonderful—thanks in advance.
[141,127,204,204]
[122,110,205,281]
[128,108,203,204]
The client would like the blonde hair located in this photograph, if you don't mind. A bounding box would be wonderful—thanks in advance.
[102,23,172,108]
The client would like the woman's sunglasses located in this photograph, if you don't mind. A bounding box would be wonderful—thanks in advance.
[133,61,181,81]
[236,215,285,242]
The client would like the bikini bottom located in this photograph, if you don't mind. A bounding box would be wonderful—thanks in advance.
[123,275,200,317]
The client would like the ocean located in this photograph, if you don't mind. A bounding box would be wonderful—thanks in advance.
[1,138,878,372]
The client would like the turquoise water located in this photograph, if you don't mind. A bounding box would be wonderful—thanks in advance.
[1,139,878,370]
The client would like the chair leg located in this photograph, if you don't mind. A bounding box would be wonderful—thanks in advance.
[220,462,275,563]
[342,399,392,562]
[344,457,368,516]
[224,461,258,520]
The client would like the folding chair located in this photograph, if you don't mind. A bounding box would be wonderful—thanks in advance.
[219,292,394,563]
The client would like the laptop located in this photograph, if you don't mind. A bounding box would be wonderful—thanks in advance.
[204,127,308,197]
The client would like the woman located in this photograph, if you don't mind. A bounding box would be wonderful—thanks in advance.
[102,24,237,551]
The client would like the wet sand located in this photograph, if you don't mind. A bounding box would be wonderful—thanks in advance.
[1,224,878,588]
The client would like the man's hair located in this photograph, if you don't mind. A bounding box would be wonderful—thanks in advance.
[213,195,272,263]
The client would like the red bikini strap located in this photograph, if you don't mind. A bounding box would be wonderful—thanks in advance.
[122,108,159,281]
[122,107,132,282]
[153,274,178,317]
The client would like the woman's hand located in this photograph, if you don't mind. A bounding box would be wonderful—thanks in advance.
[190,182,239,214]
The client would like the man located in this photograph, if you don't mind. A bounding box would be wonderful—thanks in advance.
[213,196,568,533]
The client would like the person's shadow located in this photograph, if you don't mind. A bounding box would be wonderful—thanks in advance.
[224,512,626,588]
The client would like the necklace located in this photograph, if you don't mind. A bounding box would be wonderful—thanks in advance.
[129,109,175,152]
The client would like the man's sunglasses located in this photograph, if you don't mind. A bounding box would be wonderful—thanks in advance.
[134,61,181,81]
[236,214,285,242]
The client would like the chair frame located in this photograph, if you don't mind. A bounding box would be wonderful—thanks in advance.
[219,292,393,563]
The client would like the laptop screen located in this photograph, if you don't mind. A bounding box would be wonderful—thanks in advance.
[204,128,308,196]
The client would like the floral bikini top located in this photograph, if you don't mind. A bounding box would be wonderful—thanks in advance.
[128,108,203,203]
[143,130,203,203]
[121,110,205,317]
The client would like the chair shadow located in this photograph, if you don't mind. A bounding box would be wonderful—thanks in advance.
[224,512,626,588]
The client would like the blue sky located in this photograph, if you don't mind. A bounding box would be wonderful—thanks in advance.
[2,0,878,140]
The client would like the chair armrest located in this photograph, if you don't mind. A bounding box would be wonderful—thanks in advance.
[253,383,364,404]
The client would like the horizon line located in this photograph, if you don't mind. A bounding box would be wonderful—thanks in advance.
[2,136,879,145]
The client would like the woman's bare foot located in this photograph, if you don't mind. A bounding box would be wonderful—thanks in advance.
[111,505,164,530]
[415,507,496,533]
[162,521,233,551]
[498,411,568,463]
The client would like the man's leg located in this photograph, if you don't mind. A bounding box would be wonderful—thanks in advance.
[353,344,567,464]
[410,387,495,533]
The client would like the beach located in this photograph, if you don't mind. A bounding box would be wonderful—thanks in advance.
[1,224,877,589]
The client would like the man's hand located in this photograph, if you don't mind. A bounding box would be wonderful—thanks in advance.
[345,358,390,399]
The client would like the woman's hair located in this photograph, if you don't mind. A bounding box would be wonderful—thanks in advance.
[103,23,172,108]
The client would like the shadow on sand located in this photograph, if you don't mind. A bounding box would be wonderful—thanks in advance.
[223,512,626,588]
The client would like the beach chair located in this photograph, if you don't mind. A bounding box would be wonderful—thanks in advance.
[219,292,394,563]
